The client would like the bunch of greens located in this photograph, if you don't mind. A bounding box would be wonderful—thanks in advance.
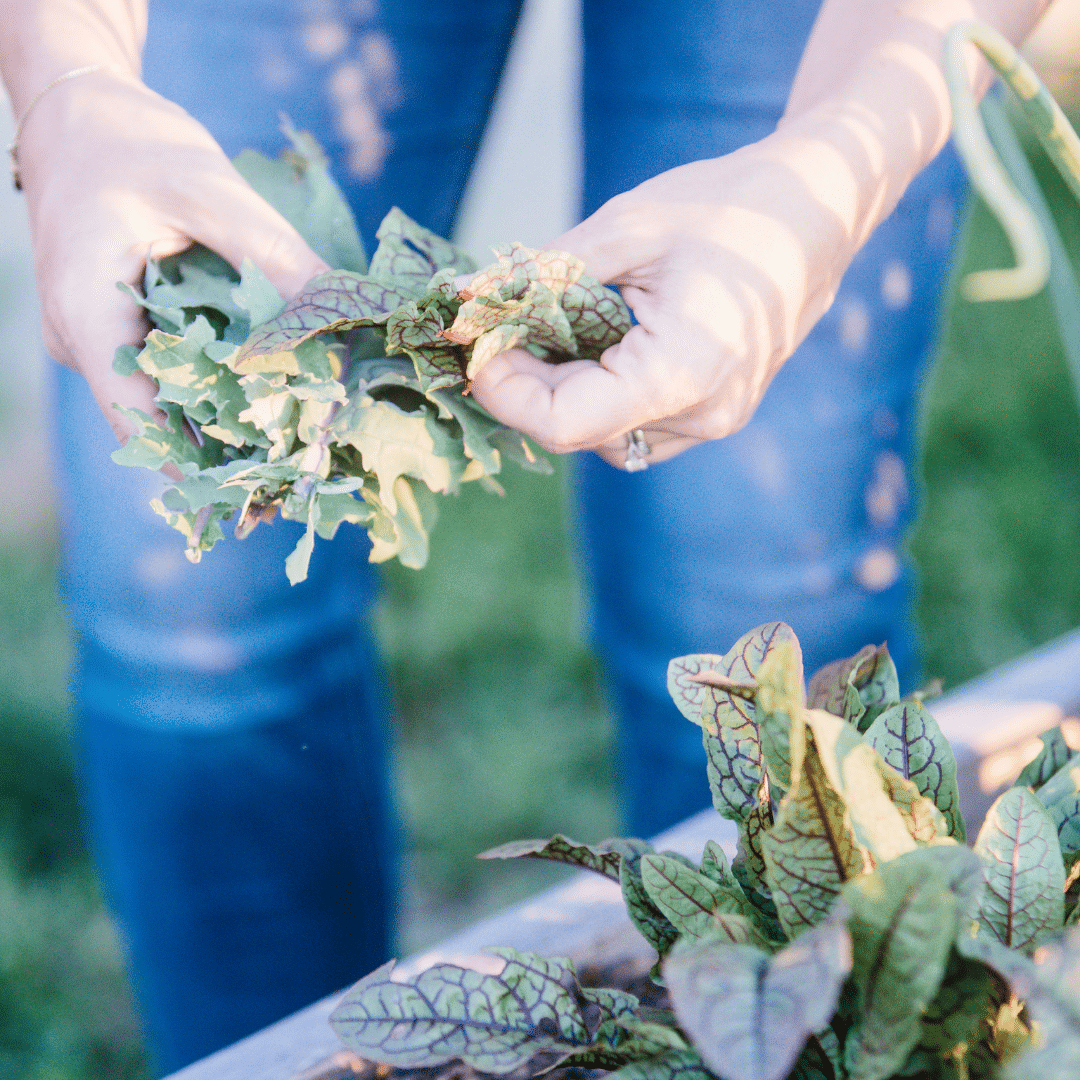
[112,127,631,583]
[329,623,1080,1080]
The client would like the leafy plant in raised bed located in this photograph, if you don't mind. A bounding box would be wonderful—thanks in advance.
[111,124,630,583]
[329,621,1080,1080]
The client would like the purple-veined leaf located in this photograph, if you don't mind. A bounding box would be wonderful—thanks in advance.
[973,786,1065,954]
[640,853,761,943]
[604,1049,713,1080]
[865,700,966,842]
[459,242,585,302]
[1019,725,1078,791]
[664,905,852,1080]
[807,643,899,732]
[368,206,475,287]
[735,783,774,895]
[619,841,680,958]
[666,652,731,725]
[477,834,626,881]
[235,271,415,369]
[805,708,945,855]
[330,949,613,1072]
[762,726,868,938]
[667,623,793,820]
[561,274,633,358]
[753,631,806,793]
[841,846,979,1080]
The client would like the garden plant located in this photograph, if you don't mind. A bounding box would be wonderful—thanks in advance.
[328,621,1080,1080]
[103,18,1080,1080]
[110,124,630,584]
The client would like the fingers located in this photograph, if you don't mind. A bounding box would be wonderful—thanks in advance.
[593,428,702,470]
[468,309,727,454]
[173,164,330,298]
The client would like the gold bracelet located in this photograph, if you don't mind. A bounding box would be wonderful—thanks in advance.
[7,64,112,191]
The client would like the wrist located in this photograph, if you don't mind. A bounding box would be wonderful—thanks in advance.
[0,2,144,114]
[14,66,149,200]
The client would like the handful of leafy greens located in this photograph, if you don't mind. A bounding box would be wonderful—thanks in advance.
[330,623,1080,1080]
[112,126,631,583]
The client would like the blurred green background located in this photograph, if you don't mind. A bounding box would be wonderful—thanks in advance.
[7,88,1080,1080]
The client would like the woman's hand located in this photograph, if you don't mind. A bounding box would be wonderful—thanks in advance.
[16,68,328,443]
[468,119,864,469]
[469,0,1052,470]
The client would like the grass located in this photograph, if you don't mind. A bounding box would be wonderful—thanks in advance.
[911,122,1080,684]
[6,122,1080,1078]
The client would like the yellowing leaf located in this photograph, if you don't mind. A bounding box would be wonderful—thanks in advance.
[762,727,869,938]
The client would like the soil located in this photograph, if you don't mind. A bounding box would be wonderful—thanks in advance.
[298,958,669,1080]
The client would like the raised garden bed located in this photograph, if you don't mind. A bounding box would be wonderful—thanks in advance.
[164,625,1080,1080]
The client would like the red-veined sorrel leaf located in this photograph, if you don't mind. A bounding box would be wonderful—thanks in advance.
[477,834,626,881]
[973,785,1064,954]
[330,949,633,1072]
[664,905,852,1080]
[841,846,979,1080]
[865,700,966,841]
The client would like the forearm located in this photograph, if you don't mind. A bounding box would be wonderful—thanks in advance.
[776,0,1051,256]
[0,0,145,116]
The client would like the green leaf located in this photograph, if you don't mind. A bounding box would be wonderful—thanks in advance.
[332,397,454,512]
[113,344,140,376]
[865,701,966,842]
[806,709,946,854]
[111,403,218,472]
[973,786,1065,954]
[1017,726,1077,791]
[284,494,320,586]
[640,852,759,943]
[477,834,625,881]
[329,950,603,1071]
[486,427,553,475]
[842,847,979,1080]
[235,270,414,367]
[735,781,774,895]
[762,726,869,939]
[605,1049,713,1080]
[424,389,502,474]
[367,476,437,570]
[917,948,995,1054]
[961,930,1080,1079]
[619,841,679,958]
[233,119,368,274]
[231,257,285,328]
[368,205,475,287]
[664,905,852,1080]
[1034,756,1080,806]
[807,644,900,732]
[312,490,375,540]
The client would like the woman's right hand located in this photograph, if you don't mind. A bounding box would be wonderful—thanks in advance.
[15,67,329,443]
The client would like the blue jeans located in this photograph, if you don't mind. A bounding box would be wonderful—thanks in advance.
[57,0,966,1071]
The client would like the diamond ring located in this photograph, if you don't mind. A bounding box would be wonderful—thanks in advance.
[624,429,651,472]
